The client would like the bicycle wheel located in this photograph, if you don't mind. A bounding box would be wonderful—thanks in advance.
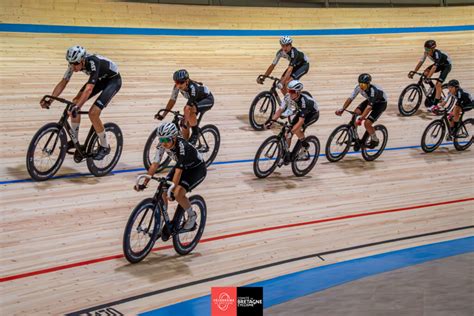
[197,124,220,167]
[253,135,282,178]
[26,123,67,181]
[362,125,388,161]
[421,119,445,153]
[325,125,352,162]
[291,135,320,177]
[249,91,276,131]
[172,195,207,255]
[398,84,422,116]
[86,123,123,177]
[123,198,161,263]
[453,118,473,151]
[143,128,172,173]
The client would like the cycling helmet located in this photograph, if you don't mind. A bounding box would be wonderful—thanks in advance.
[66,45,86,63]
[358,73,372,84]
[156,122,179,138]
[173,69,189,82]
[280,36,293,45]
[287,80,303,91]
[447,79,459,88]
[424,40,436,49]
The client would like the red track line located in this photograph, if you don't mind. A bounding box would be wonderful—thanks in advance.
[1,197,473,283]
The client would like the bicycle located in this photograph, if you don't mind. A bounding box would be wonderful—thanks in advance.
[325,110,388,162]
[143,109,220,173]
[123,174,207,263]
[253,119,320,178]
[398,72,454,116]
[26,95,123,181]
[421,107,473,153]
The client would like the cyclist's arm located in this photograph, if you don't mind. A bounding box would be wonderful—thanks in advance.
[413,60,424,73]
[341,98,353,110]
[271,107,284,121]
[143,162,160,186]
[162,99,176,119]
[51,78,69,97]
[291,117,304,134]
[264,64,276,77]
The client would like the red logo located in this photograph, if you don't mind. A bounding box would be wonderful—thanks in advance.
[211,287,237,316]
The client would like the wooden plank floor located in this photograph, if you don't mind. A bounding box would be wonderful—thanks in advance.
[0,7,473,315]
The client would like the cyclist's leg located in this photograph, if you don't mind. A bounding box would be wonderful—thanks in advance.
[89,76,122,154]
[291,111,319,158]
[433,65,450,105]
[183,104,196,140]
[365,102,386,146]
[175,166,207,229]
[291,63,309,80]
[188,94,214,143]
[355,100,368,116]
[450,105,462,131]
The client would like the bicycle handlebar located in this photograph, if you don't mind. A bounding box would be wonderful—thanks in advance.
[135,174,175,198]
[258,75,281,83]
[156,109,184,118]
[409,72,439,81]
[41,95,75,106]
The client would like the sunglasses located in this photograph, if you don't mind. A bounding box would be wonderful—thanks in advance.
[174,80,186,85]
[69,62,81,66]
[288,89,298,94]
[159,137,173,143]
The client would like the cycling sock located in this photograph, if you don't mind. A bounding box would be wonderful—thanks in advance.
[185,206,194,216]
[371,133,379,142]
[71,122,80,141]
[97,131,108,147]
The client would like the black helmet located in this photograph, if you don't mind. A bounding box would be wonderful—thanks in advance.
[447,79,459,88]
[173,69,189,82]
[358,73,372,84]
[424,40,436,49]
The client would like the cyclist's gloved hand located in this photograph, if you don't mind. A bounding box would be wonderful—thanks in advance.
[356,117,364,126]
[256,76,264,84]
[335,108,344,116]
[276,82,283,90]
[265,121,273,129]
[408,71,415,79]
[134,184,147,191]
[167,191,175,202]
[155,113,164,120]
[423,77,431,84]
[40,99,52,109]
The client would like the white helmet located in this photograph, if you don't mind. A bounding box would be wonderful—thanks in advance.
[156,122,179,138]
[280,36,293,45]
[287,80,304,91]
[66,45,86,63]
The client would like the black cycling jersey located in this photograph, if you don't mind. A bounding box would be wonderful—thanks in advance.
[170,80,211,106]
[272,47,309,69]
[64,54,119,84]
[153,137,204,170]
[449,88,474,108]
[421,49,452,68]
[349,84,387,105]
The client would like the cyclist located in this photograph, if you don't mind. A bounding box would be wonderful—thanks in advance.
[257,36,310,95]
[39,45,122,160]
[433,79,473,140]
[266,80,319,163]
[336,73,387,150]
[156,69,214,144]
[408,40,452,111]
[134,122,206,233]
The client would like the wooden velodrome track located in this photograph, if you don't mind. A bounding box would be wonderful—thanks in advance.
[1,1,473,314]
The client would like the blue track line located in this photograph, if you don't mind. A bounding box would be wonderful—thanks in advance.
[0,141,464,185]
[0,23,473,37]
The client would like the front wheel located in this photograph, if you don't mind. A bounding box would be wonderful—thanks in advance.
[361,125,388,161]
[291,135,320,177]
[86,123,123,177]
[398,84,422,116]
[143,129,172,173]
[325,125,352,162]
[197,124,220,167]
[26,122,67,181]
[421,119,445,153]
[123,198,161,264]
[249,91,276,131]
[172,195,207,255]
[453,118,473,151]
[253,135,282,178]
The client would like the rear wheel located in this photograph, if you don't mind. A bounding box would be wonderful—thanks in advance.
[421,119,445,153]
[453,118,473,151]
[361,125,388,161]
[123,198,161,263]
[291,135,320,177]
[325,125,352,162]
[253,135,281,178]
[172,195,207,255]
[249,91,276,131]
[398,84,422,116]
[86,123,123,177]
[143,129,172,173]
[26,123,67,181]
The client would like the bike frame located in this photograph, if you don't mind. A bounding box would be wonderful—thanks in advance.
[40,95,97,158]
